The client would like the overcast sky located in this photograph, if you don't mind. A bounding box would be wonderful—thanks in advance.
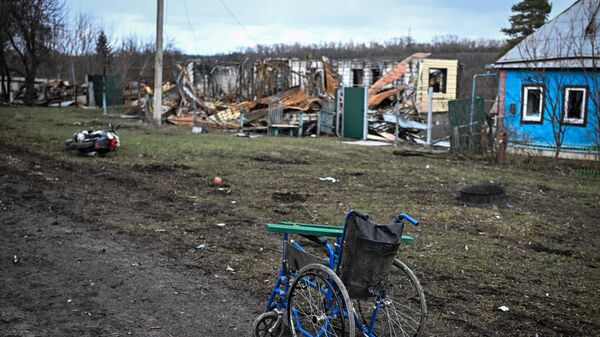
[64,0,575,55]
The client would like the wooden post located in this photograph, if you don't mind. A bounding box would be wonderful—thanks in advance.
[452,126,460,153]
[427,87,433,145]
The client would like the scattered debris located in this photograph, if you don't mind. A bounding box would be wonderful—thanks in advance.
[193,243,207,249]
[342,140,391,147]
[498,305,509,312]
[216,223,226,227]
[214,177,223,185]
[226,265,235,272]
[13,255,19,264]
[156,54,458,148]
[392,147,450,156]
[319,177,337,183]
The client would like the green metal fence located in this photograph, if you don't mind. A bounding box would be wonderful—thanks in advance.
[448,97,487,154]
[88,74,124,106]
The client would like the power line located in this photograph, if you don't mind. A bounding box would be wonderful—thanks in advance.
[182,0,195,34]
[218,0,259,46]
[182,0,203,52]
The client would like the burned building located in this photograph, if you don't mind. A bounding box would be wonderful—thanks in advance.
[174,54,459,141]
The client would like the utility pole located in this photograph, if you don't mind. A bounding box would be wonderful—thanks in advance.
[152,0,164,126]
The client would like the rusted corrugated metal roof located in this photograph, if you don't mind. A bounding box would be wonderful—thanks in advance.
[368,53,429,97]
[368,86,405,108]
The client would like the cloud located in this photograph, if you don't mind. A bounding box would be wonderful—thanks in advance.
[64,0,577,55]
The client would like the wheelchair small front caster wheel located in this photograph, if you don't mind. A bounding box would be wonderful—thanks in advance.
[253,310,284,337]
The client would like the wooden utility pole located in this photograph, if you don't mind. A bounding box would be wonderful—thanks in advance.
[153,0,164,126]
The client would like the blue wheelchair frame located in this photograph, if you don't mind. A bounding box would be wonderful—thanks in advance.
[265,209,419,337]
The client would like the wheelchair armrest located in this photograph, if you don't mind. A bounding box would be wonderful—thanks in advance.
[300,234,327,246]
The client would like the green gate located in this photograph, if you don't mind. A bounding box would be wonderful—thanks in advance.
[342,87,367,139]
[88,74,124,106]
[448,97,486,154]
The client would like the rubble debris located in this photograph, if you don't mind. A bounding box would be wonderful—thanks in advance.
[392,147,449,156]
[368,53,430,98]
[2,77,89,107]
[342,140,391,147]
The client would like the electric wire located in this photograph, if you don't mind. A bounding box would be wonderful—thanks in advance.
[218,0,259,46]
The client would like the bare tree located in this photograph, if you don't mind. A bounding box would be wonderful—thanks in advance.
[4,0,65,105]
[71,13,100,57]
[0,2,14,101]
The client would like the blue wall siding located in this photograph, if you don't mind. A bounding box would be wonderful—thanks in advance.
[503,69,598,148]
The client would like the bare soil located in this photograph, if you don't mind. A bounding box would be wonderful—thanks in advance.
[0,142,263,336]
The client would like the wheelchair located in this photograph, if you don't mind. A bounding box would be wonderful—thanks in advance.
[253,209,427,337]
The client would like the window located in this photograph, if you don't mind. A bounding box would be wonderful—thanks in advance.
[428,68,447,93]
[371,68,382,83]
[562,87,587,125]
[521,85,544,123]
[352,69,364,86]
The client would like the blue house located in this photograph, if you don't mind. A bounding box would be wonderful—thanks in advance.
[494,0,599,159]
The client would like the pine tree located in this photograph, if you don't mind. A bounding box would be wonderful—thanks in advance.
[501,0,552,50]
[95,30,111,72]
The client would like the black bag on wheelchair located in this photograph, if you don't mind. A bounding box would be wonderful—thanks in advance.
[339,212,404,299]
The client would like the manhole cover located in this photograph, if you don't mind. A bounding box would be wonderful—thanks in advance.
[459,183,506,205]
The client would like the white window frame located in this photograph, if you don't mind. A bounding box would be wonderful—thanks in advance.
[562,87,587,125]
[522,85,544,123]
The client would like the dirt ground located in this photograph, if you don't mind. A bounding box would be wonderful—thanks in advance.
[1,107,599,336]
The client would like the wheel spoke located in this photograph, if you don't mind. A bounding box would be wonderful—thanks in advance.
[355,260,426,337]
[288,265,354,337]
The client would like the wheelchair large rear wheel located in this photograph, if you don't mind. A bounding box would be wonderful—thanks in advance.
[356,259,427,337]
[287,263,355,337]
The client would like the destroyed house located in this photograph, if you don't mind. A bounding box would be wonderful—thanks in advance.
[182,54,459,140]
[188,56,459,113]
[336,58,458,113]
[493,0,600,159]
[187,60,241,98]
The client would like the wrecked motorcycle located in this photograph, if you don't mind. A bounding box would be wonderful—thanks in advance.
[64,123,120,156]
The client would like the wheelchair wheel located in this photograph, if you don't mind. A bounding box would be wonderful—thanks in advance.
[287,263,355,337]
[356,259,427,337]
[253,310,284,337]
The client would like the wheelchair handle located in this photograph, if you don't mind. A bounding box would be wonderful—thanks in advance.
[395,213,419,226]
